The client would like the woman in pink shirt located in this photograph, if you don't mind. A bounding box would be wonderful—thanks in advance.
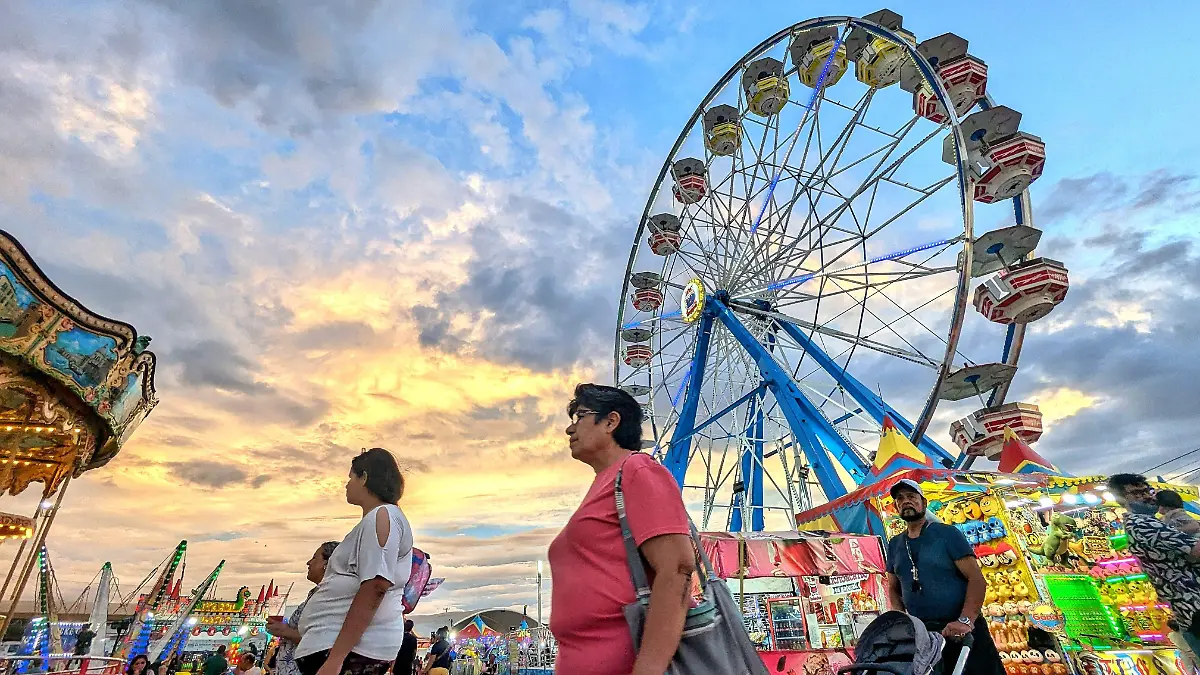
[548,383,696,675]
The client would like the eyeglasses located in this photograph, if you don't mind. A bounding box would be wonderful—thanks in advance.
[569,409,601,423]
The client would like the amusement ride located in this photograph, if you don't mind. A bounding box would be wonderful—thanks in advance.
[0,229,159,644]
[614,10,1067,532]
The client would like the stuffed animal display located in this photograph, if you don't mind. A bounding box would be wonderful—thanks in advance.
[988,604,1069,675]
[941,497,1008,545]
[1041,513,1078,563]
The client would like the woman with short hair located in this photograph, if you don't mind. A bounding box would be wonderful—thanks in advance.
[549,383,695,675]
[295,449,414,675]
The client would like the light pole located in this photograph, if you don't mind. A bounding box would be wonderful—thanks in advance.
[536,560,543,628]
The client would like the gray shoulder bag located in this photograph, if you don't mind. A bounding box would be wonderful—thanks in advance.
[616,464,770,675]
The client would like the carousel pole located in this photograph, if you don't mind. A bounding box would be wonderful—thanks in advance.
[0,497,47,605]
[0,475,71,638]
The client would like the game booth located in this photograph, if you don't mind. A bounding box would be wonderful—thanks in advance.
[795,420,1200,675]
[699,530,889,672]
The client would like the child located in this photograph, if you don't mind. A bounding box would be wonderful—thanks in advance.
[1157,490,1200,534]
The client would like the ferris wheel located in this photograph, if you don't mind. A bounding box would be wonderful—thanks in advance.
[614,11,1070,531]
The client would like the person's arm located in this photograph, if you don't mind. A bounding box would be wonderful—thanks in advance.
[620,458,696,675]
[1127,514,1200,561]
[953,556,986,621]
[264,621,301,644]
[317,510,397,675]
[886,573,905,611]
[630,533,695,675]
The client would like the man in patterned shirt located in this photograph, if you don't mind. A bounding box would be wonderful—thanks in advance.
[1109,473,1200,655]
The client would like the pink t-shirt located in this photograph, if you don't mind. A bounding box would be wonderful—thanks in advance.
[548,452,691,675]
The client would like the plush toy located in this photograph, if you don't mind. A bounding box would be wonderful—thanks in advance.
[1042,514,1077,562]
[942,502,966,524]
[995,542,1019,566]
[963,500,983,521]
[980,494,1002,517]
[986,516,1008,540]
[978,544,999,568]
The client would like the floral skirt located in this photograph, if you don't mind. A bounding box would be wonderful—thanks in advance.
[294,651,391,675]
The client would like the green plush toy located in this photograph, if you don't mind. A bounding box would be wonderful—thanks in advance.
[1042,513,1077,563]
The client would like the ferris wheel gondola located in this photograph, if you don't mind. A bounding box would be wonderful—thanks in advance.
[613,11,1070,531]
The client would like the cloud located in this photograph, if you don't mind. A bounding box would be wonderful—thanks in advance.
[166,459,270,490]
[1000,171,1200,474]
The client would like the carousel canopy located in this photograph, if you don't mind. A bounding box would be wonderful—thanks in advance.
[0,230,158,496]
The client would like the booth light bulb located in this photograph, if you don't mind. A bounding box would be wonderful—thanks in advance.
[1039,496,1054,508]
[1083,493,1102,505]
[1103,491,1116,502]
[39,500,52,509]
[1062,493,1078,504]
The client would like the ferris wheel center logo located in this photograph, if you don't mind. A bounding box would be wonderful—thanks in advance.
[682,278,706,323]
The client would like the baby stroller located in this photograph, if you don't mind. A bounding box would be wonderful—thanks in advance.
[836,611,973,675]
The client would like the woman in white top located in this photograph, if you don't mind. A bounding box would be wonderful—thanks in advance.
[294,449,415,675]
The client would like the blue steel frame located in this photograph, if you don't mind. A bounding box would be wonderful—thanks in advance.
[663,309,716,485]
[772,320,955,465]
[663,296,872,503]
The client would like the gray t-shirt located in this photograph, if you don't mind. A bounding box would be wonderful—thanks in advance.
[886,522,974,624]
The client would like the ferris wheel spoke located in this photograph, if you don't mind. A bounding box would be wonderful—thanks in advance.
[739,303,938,367]
[822,275,943,366]
[775,122,948,278]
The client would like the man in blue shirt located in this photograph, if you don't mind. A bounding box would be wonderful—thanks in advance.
[886,478,1003,674]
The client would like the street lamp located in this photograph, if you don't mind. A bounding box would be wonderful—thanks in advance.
[536,560,543,628]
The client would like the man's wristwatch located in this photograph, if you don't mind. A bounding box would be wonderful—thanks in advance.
[956,616,972,627]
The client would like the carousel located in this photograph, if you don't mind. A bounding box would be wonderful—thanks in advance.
[0,229,158,639]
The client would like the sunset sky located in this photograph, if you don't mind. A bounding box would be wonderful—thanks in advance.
[3,0,1200,625]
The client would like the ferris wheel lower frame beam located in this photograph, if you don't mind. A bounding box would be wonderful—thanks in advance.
[771,318,957,466]
[730,390,767,532]
[710,296,868,500]
[663,309,717,486]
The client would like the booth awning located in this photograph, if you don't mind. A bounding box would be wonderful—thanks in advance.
[698,530,886,579]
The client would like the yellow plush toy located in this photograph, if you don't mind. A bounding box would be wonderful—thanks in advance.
[963,500,983,520]
[942,502,967,524]
[980,494,1002,517]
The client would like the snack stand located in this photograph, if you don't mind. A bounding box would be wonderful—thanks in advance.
[795,420,1200,675]
[698,530,888,672]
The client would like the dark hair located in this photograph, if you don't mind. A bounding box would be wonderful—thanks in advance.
[127,655,149,675]
[1109,473,1148,496]
[351,448,404,503]
[238,654,255,664]
[405,619,414,631]
[567,383,643,452]
[1157,490,1185,509]
[216,646,226,655]
[319,541,340,560]
[1169,619,1181,631]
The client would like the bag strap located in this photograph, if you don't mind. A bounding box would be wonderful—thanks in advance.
[614,457,722,602]
[614,460,653,599]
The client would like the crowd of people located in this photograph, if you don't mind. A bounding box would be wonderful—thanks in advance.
[546,384,1200,675]
[104,383,1200,675]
